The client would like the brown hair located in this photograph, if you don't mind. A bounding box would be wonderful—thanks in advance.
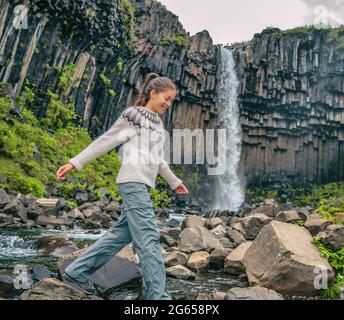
[134,72,177,107]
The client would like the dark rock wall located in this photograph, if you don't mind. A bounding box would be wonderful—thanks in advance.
[1,1,344,191]
[229,29,344,186]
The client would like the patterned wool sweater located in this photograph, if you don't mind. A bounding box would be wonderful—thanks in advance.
[68,106,183,190]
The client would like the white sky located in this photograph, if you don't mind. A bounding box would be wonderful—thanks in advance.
[157,0,344,45]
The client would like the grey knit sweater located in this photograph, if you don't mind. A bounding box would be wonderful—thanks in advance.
[68,106,183,190]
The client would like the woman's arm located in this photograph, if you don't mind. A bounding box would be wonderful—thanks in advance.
[158,159,183,190]
[69,116,136,171]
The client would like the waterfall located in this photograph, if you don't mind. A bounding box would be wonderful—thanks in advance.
[212,46,245,212]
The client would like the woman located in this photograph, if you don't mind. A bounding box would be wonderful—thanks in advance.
[56,72,189,300]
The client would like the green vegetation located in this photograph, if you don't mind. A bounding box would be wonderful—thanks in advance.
[315,198,344,225]
[108,89,116,98]
[294,219,305,227]
[119,0,136,49]
[169,164,205,198]
[86,8,96,18]
[255,24,344,52]
[55,63,76,92]
[247,181,344,224]
[246,188,279,203]
[282,25,319,37]
[313,237,344,299]
[160,33,186,48]
[100,73,111,86]
[40,89,77,130]
[149,187,171,209]
[261,26,281,35]
[0,83,173,209]
[325,25,344,51]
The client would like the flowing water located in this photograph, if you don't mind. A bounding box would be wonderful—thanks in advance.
[213,46,245,212]
[0,213,243,299]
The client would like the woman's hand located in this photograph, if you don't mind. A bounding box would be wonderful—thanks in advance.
[56,163,75,180]
[175,183,189,195]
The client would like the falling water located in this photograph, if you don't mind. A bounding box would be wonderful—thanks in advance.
[213,46,245,212]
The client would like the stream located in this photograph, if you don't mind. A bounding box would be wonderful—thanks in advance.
[0,212,243,300]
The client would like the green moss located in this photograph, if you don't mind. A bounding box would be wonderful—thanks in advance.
[117,58,123,72]
[67,199,78,208]
[119,0,136,48]
[160,33,186,48]
[294,219,305,226]
[55,63,76,91]
[86,8,96,18]
[108,89,116,98]
[40,89,77,130]
[261,26,281,35]
[281,25,319,37]
[100,73,111,86]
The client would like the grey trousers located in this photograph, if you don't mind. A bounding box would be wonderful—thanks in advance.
[64,181,172,300]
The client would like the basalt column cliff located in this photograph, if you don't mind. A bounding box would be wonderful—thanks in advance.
[229,28,344,187]
[1,0,344,194]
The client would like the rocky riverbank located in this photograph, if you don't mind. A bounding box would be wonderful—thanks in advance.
[0,187,343,300]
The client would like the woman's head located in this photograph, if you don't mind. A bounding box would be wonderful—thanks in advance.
[134,72,177,115]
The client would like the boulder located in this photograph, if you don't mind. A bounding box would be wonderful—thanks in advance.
[210,224,227,239]
[196,291,226,300]
[275,210,306,223]
[224,242,252,275]
[35,198,61,215]
[319,224,344,251]
[19,278,89,300]
[166,228,181,241]
[207,217,224,229]
[160,232,177,247]
[164,251,189,267]
[304,214,332,235]
[0,189,12,209]
[0,275,14,299]
[103,202,121,212]
[218,237,235,248]
[209,248,230,270]
[250,199,280,218]
[244,221,335,296]
[186,251,210,272]
[241,213,273,240]
[36,215,73,227]
[178,226,224,253]
[227,229,246,246]
[0,213,14,227]
[26,203,44,220]
[37,234,79,257]
[32,265,52,281]
[165,265,196,280]
[66,208,85,220]
[58,245,141,296]
[181,216,205,230]
[116,243,139,264]
[225,286,284,300]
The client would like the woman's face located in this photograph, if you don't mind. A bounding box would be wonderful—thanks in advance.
[149,89,176,115]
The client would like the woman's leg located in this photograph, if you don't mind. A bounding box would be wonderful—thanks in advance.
[64,208,132,283]
[118,182,172,300]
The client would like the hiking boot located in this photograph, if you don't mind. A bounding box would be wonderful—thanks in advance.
[61,272,96,295]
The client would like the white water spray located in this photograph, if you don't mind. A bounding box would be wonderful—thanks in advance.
[212,46,245,212]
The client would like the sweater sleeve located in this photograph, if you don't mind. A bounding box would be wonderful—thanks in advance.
[158,159,183,190]
[68,116,135,171]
